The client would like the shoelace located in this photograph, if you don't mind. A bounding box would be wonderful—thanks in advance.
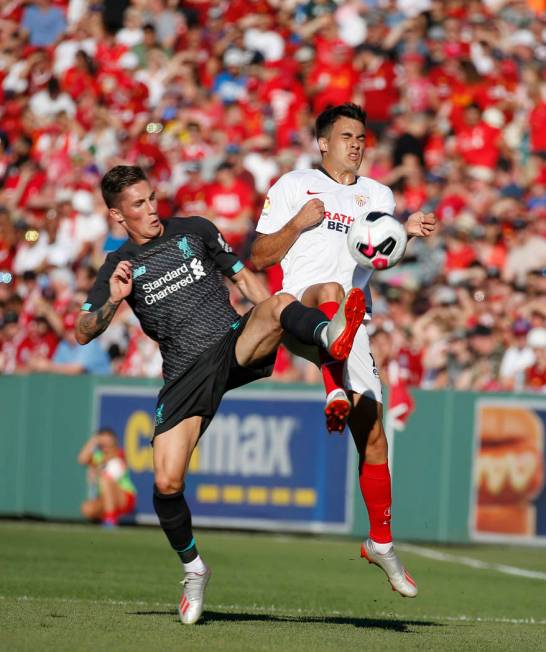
[180,573,205,602]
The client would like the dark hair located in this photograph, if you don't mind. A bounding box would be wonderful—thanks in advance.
[47,77,60,96]
[76,49,96,76]
[97,427,117,440]
[315,103,367,140]
[101,165,147,208]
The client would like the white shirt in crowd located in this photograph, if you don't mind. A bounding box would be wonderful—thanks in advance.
[29,90,76,119]
[499,345,535,390]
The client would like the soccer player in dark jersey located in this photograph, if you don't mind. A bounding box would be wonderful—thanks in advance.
[76,165,365,625]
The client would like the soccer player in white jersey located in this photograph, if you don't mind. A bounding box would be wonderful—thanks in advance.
[251,103,436,598]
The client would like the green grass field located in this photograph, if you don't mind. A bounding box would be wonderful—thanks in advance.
[1,521,545,651]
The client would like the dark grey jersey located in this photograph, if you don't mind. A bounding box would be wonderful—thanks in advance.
[83,217,244,383]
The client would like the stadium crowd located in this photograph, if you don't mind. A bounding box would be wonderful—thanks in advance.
[0,0,545,392]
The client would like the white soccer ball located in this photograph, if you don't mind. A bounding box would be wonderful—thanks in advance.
[347,211,408,270]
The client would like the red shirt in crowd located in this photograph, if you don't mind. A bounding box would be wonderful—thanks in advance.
[2,165,47,209]
[398,346,424,387]
[436,193,467,221]
[17,329,58,366]
[259,72,306,148]
[308,37,357,114]
[174,181,208,216]
[445,242,477,270]
[530,101,546,153]
[455,121,501,168]
[206,178,253,248]
[424,133,447,170]
[526,363,546,390]
[62,66,100,101]
[358,59,398,123]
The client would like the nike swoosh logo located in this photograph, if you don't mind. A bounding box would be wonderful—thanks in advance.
[306,190,323,195]
[361,226,375,256]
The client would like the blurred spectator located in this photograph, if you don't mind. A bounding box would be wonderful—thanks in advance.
[174,161,208,216]
[29,77,75,120]
[499,319,535,391]
[22,0,67,47]
[27,308,111,375]
[503,219,546,286]
[78,428,137,527]
[526,328,546,391]
[206,161,253,250]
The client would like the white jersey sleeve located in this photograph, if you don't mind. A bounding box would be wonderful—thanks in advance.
[373,183,396,215]
[256,172,301,235]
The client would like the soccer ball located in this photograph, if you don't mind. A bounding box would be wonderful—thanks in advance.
[347,211,408,270]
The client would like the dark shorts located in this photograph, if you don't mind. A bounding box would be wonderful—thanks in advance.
[153,310,274,440]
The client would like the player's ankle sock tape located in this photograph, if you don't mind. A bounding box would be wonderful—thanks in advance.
[280,302,329,347]
[153,486,198,563]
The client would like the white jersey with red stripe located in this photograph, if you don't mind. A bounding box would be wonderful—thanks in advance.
[256,168,396,314]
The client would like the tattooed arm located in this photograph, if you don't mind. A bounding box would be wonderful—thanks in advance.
[76,299,121,345]
[76,260,133,345]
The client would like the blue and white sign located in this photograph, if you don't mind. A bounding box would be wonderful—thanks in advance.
[94,386,354,533]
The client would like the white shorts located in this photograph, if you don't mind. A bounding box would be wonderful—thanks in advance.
[283,323,383,403]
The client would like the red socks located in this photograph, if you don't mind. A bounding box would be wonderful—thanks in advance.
[102,510,118,526]
[359,462,392,543]
[318,301,344,394]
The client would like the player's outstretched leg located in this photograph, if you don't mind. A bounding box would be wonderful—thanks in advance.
[238,291,365,368]
[349,396,418,598]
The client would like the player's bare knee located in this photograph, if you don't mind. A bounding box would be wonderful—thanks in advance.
[317,282,344,303]
[154,473,184,494]
[270,292,296,323]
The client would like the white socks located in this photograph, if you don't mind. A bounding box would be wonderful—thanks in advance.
[183,554,207,574]
[371,540,393,554]
[320,323,329,349]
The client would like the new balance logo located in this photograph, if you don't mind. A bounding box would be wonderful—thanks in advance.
[190,258,206,279]
[133,265,146,279]
[217,233,232,253]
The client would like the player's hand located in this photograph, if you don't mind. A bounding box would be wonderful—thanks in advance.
[294,199,325,232]
[109,260,133,303]
[405,211,437,237]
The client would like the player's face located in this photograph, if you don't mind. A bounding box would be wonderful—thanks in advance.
[113,180,163,244]
[320,117,366,177]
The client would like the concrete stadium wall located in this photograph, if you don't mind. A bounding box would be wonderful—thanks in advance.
[1,375,545,544]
